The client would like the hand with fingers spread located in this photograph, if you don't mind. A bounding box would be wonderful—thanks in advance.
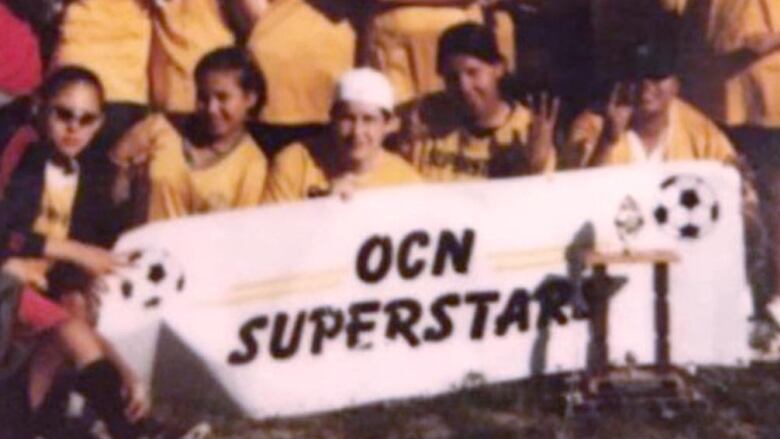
[604,82,634,143]
[587,82,634,166]
[526,91,560,173]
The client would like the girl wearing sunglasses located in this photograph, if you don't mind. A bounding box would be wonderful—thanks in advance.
[0,67,207,438]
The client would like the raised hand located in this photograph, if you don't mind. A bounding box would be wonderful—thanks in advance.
[527,91,560,172]
[744,32,780,57]
[604,82,634,143]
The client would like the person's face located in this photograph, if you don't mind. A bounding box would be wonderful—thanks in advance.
[635,75,679,118]
[197,70,257,140]
[442,54,505,119]
[45,82,104,159]
[333,101,389,162]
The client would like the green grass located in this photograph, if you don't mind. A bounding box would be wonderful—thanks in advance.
[156,364,780,439]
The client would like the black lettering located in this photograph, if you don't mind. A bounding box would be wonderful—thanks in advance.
[432,229,475,276]
[384,299,422,347]
[465,291,500,339]
[309,307,344,355]
[227,316,268,365]
[346,301,381,349]
[495,289,530,336]
[269,311,307,359]
[535,279,572,329]
[424,293,461,341]
[397,231,429,279]
[356,236,393,283]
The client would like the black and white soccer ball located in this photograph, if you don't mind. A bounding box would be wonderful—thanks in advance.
[653,175,720,240]
[111,248,186,310]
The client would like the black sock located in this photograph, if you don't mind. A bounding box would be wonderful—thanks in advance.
[75,359,139,439]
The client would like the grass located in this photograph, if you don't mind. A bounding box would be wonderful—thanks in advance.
[152,363,780,438]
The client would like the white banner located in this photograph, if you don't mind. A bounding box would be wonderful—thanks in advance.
[99,161,752,419]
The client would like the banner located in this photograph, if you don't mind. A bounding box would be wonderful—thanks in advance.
[99,161,752,419]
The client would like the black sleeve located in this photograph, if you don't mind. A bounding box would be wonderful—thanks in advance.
[0,147,47,265]
[70,159,136,250]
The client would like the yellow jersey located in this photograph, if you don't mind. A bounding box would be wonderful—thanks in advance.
[565,98,737,167]
[20,161,80,281]
[150,0,235,112]
[135,115,267,220]
[246,0,356,125]
[680,0,780,127]
[54,0,152,104]
[263,140,421,203]
[368,4,484,104]
[32,162,79,241]
[402,95,555,181]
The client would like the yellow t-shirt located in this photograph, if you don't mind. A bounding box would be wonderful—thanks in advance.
[680,0,780,127]
[246,0,356,125]
[150,0,235,113]
[369,4,484,104]
[54,0,152,104]
[32,162,79,241]
[565,98,737,167]
[262,141,421,203]
[17,161,79,285]
[138,115,267,220]
[402,95,555,181]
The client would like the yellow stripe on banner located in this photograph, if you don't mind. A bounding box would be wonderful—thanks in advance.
[197,269,349,306]
[488,243,612,272]
[488,247,566,272]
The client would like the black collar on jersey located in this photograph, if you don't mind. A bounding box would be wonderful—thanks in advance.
[49,150,79,176]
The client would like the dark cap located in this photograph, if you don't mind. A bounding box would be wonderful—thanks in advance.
[627,40,678,80]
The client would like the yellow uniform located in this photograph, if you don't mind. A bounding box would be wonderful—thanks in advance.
[32,163,78,241]
[150,0,235,113]
[20,162,81,280]
[566,98,737,166]
[246,0,356,125]
[403,95,555,181]
[54,0,152,104]
[263,141,421,203]
[680,0,780,127]
[368,4,483,104]
[135,115,267,220]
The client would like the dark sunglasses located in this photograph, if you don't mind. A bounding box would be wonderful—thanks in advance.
[51,105,101,127]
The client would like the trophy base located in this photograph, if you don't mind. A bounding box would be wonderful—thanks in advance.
[566,366,706,416]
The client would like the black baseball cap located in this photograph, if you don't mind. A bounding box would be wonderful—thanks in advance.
[627,40,679,80]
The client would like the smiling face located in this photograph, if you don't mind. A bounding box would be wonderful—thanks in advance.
[197,69,257,140]
[441,54,505,121]
[45,81,104,159]
[332,100,389,163]
[635,75,679,119]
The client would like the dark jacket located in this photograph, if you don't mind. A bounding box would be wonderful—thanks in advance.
[0,141,131,265]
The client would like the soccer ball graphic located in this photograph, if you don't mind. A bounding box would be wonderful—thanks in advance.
[111,248,186,310]
[653,175,720,240]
